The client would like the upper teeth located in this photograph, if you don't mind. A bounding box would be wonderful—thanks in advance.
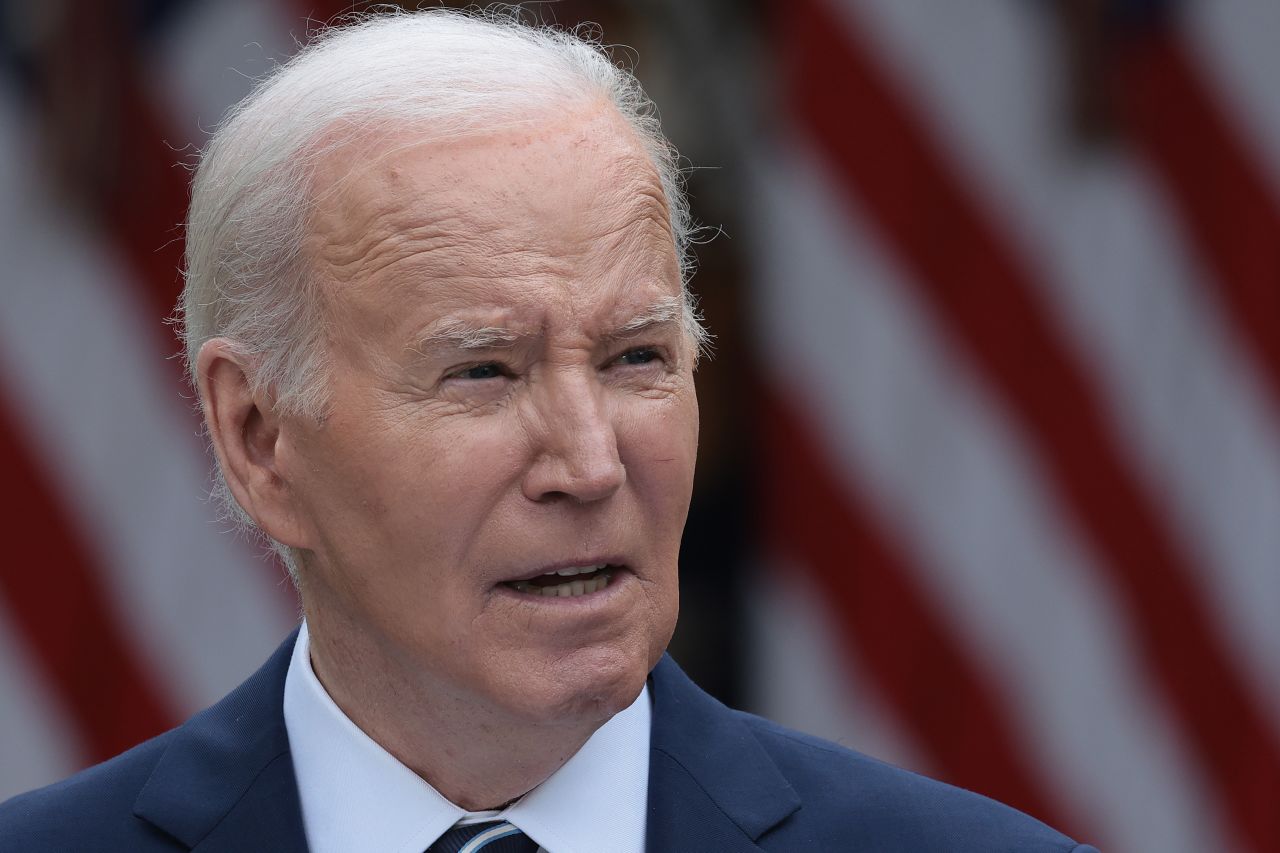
[546,564,607,577]
[510,566,614,598]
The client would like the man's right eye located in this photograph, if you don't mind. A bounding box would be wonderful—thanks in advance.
[452,363,505,380]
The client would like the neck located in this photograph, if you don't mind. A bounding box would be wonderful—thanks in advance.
[303,611,604,810]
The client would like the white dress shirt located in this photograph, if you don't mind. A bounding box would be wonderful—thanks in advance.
[283,622,651,853]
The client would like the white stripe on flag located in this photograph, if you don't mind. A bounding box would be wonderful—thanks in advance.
[0,601,82,801]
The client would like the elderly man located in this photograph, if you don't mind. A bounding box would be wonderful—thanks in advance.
[1,10,1096,853]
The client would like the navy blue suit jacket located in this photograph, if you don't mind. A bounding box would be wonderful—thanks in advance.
[0,632,1098,851]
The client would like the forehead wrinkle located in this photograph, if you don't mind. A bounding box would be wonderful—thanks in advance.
[313,216,478,285]
[616,173,672,227]
[372,204,666,294]
[572,209,678,299]
[310,113,675,293]
[585,203,671,258]
[589,167,672,243]
[309,105,683,367]
[308,156,536,288]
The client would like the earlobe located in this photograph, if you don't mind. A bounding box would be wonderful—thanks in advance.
[196,339,310,548]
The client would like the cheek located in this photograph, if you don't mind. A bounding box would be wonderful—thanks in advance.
[376,416,530,537]
[300,413,526,562]
[620,393,699,526]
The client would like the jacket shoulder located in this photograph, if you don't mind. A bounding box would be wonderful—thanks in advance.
[737,712,1094,853]
[0,730,184,852]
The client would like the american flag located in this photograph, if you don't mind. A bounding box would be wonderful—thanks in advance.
[1,3,1277,852]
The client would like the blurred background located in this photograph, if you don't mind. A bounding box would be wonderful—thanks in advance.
[1,1,1278,851]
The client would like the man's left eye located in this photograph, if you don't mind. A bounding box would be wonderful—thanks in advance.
[615,348,660,366]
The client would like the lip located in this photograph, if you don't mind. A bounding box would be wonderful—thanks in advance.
[497,556,629,585]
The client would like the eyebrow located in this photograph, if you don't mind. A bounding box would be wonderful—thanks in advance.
[601,296,685,344]
[414,320,529,352]
[411,295,685,357]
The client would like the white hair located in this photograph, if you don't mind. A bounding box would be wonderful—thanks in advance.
[178,8,706,577]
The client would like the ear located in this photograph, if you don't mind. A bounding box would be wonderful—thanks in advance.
[196,339,312,549]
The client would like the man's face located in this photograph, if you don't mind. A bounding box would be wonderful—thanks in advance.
[279,103,698,727]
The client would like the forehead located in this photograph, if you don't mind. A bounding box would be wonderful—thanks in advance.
[303,103,678,337]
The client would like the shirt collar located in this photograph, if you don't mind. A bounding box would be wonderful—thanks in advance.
[283,621,650,853]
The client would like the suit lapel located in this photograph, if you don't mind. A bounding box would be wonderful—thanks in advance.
[188,750,308,853]
[646,655,800,852]
[129,638,797,852]
[133,629,308,852]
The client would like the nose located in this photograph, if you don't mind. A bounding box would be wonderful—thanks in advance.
[521,374,626,504]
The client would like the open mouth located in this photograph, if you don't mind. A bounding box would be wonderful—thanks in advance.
[503,564,619,598]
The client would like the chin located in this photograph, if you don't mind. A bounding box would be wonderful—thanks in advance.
[498,642,653,727]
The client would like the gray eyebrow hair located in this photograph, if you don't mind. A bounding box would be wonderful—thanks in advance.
[602,296,685,342]
[415,320,528,351]
[411,296,686,356]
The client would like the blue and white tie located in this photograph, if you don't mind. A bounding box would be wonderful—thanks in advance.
[428,820,538,853]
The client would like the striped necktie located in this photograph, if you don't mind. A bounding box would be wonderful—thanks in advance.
[427,820,539,853]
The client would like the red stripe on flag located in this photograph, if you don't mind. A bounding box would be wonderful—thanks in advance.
[37,4,190,348]
[104,74,193,341]
[762,387,1077,833]
[782,2,1280,850]
[1117,28,1280,418]
[0,388,178,762]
